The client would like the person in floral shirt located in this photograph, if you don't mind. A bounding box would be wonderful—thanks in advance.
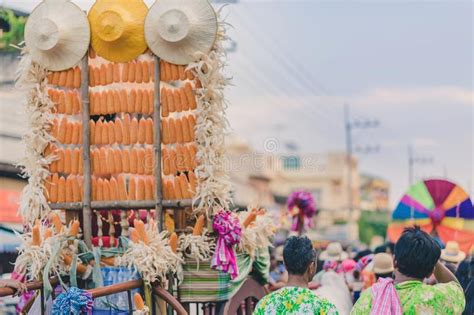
[254,236,338,315]
[351,227,465,315]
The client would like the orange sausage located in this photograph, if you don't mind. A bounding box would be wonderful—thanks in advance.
[123,115,131,145]
[137,148,145,175]
[122,63,129,82]
[122,149,130,173]
[130,117,139,144]
[138,118,146,144]
[113,63,121,83]
[73,67,81,89]
[114,117,123,144]
[130,148,138,174]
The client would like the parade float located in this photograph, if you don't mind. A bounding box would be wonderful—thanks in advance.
[0,0,276,314]
[387,179,474,253]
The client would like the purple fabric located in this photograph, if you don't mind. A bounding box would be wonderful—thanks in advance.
[424,180,455,207]
[445,199,474,219]
[287,190,317,232]
[355,254,374,271]
[211,210,242,279]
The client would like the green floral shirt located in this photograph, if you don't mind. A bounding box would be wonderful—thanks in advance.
[253,287,339,315]
[351,280,465,315]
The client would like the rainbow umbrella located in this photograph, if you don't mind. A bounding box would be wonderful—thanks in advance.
[388,179,474,252]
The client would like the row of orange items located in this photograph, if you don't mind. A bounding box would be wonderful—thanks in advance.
[91,147,154,176]
[161,84,197,117]
[91,175,155,201]
[162,173,197,200]
[162,115,196,145]
[48,89,82,115]
[89,61,154,87]
[159,60,196,82]
[47,146,83,175]
[162,144,198,175]
[47,66,82,88]
[50,118,83,145]
[45,174,83,203]
[89,116,154,146]
[90,89,154,116]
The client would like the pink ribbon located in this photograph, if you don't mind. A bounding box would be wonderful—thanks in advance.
[211,210,242,279]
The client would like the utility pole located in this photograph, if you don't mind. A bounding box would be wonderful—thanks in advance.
[344,103,379,215]
[408,144,434,186]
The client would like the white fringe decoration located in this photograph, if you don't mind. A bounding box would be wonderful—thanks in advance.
[178,229,215,267]
[238,209,276,258]
[15,48,56,224]
[189,13,232,216]
[117,221,182,285]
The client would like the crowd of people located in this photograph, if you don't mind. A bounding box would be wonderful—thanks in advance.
[258,227,473,315]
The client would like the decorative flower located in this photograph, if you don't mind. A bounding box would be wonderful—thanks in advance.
[287,190,317,232]
[211,210,241,279]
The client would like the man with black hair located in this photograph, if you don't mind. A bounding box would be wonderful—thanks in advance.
[254,236,338,315]
[352,226,466,314]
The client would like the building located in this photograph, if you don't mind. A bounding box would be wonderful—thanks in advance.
[359,174,390,212]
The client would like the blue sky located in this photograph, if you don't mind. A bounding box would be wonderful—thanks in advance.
[2,0,472,208]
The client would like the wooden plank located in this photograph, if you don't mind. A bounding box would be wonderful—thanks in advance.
[49,199,193,210]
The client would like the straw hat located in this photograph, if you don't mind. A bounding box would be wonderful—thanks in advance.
[319,242,348,262]
[275,246,284,262]
[24,0,90,71]
[372,253,394,274]
[144,0,218,65]
[88,0,148,62]
[441,241,466,263]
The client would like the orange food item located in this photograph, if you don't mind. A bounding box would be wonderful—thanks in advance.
[166,88,175,113]
[89,92,96,115]
[65,91,73,115]
[169,118,177,144]
[136,89,144,113]
[57,91,66,114]
[145,177,154,200]
[179,88,188,111]
[122,63,129,82]
[142,61,150,83]
[103,179,111,201]
[32,224,41,246]
[188,171,197,193]
[169,148,177,175]
[71,148,80,174]
[193,215,205,236]
[91,149,98,175]
[106,63,113,84]
[178,66,186,80]
[65,120,73,144]
[135,61,143,84]
[97,178,104,201]
[68,220,80,237]
[89,66,95,87]
[169,232,178,253]
[182,145,192,171]
[137,177,145,199]
[72,92,81,114]
[99,147,107,175]
[50,118,59,141]
[92,120,100,146]
[149,61,155,82]
[129,228,139,243]
[142,89,149,114]
[128,89,136,113]
[145,118,153,145]
[137,148,145,175]
[64,69,73,88]
[176,145,185,172]
[133,219,149,244]
[165,62,173,82]
[188,115,196,140]
[175,118,184,143]
[189,144,198,168]
[106,90,114,114]
[78,148,84,174]
[173,177,183,199]
[50,174,59,203]
[94,67,101,87]
[162,148,170,175]
[91,177,97,200]
[119,89,128,113]
[72,175,81,202]
[128,61,136,83]
[101,120,109,145]
[113,90,121,113]
[71,122,80,145]
[243,209,258,228]
[185,68,195,80]
[147,90,154,115]
[73,67,81,88]
[130,117,139,144]
[58,117,68,143]
[113,63,121,83]
[47,73,53,83]
[162,118,170,145]
[181,117,191,143]
[123,115,131,145]
[108,121,115,144]
[161,88,169,117]
[170,64,179,81]
[173,90,182,112]
[185,83,197,109]
[57,176,66,202]
[144,147,153,175]
[107,147,116,174]
[130,148,138,174]
[114,117,123,144]
[134,293,145,310]
[63,148,72,174]
[179,173,190,198]
[99,91,107,115]
[56,149,65,173]
[137,118,146,144]
[52,71,60,85]
[122,149,131,173]
[99,64,107,86]
[65,175,74,201]
[118,175,128,200]
[129,177,137,200]
[44,228,53,240]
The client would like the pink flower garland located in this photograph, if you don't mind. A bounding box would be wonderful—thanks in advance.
[211,210,242,279]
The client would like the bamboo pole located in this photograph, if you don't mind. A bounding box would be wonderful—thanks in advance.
[80,56,92,248]
[49,199,193,210]
[153,56,163,231]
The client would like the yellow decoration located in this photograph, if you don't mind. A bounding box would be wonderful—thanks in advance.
[88,0,148,62]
